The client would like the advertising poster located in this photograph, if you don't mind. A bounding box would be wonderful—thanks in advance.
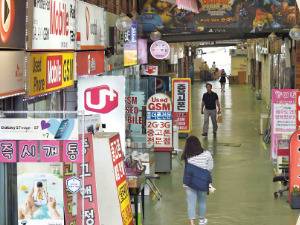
[140,0,296,35]
[146,93,173,148]
[27,0,76,50]
[172,78,191,133]
[0,118,78,140]
[124,21,138,67]
[76,51,105,76]
[138,39,148,65]
[27,52,74,96]
[296,91,300,130]
[126,93,145,134]
[109,134,133,225]
[0,51,25,98]
[289,130,300,202]
[78,76,126,151]
[18,163,64,225]
[271,89,296,159]
[0,1,26,49]
[76,1,105,50]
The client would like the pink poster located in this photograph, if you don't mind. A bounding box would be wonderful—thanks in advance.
[0,140,17,163]
[40,140,61,162]
[63,141,83,163]
[18,141,39,162]
[138,39,148,65]
[271,89,296,159]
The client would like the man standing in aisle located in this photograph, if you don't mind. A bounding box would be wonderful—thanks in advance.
[201,83,221,137]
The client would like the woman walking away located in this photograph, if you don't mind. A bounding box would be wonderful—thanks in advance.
[182,136,214,225]
[219,69,227,92]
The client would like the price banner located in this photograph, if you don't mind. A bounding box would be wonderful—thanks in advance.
[172,78,191,133]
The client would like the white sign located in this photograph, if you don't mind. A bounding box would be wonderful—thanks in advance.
[76,1,105,49]
[78,76,126,151]
[28,0,76,50]
[0,118,78,140]
[173,81,189,113]
[150,40,170,60]
[146,93,173,148]
[0,51,25,98]
[141,65,158,76]
[273,104,296,134]
[66,176,81,194]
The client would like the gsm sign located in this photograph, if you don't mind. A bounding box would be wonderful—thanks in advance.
[0,0,15,43]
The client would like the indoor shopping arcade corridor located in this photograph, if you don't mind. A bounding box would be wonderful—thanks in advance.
[144,82,300,225]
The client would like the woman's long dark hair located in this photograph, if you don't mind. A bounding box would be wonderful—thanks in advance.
[181,136,204,161]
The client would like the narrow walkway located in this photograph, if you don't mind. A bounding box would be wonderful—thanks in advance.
[144,82,299,225]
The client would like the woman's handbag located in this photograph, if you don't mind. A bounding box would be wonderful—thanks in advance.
[183,163,212,192]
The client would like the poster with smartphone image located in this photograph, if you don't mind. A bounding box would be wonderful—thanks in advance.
[17,163,64,225]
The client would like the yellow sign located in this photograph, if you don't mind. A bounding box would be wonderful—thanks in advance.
[28,52,74,96]
[124,50,138,67]
[118,180,134,225]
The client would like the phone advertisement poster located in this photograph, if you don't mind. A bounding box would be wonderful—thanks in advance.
[18,163,64,225]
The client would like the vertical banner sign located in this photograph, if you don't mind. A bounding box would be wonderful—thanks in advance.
[76,1,105,50]
[78,76,126,152]
[296,91,300,130]
[27,0,76,50]
[289,130,300,202]
[271,89,296,159]
[124,21,138,67]
[27,52,75,97]
[109,134,134,225]
[76,51,105,76]
[172,78,191,133]
[146,93,173,148]
[18,163,64,225]
[77,133,100,225]
[138,39,148,65]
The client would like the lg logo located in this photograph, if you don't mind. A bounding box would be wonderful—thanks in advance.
[0,0,15,43]
[84,85,119,114]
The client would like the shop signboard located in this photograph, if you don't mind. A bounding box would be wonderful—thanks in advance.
[76,1,105,50]
[141,65,158,76]
[126,93,145,134]
[78,76,126,151]
[0,1,26,49]
[76,51,105,76]
[0,51,25,98]
[172,78,191,133]
[18,163,64,225]
[0,118,78,141]
[138,39,148,65]
[27,52,74,97]
[146,93,173,148]
[124,21,138,67]
[76,133,100,225]
[296,91,300,130]
[150,40,170,60]
[271,89,296,159]
[289,130,300,202]
[27,0,76,50]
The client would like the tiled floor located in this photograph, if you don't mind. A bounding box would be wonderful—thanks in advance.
[144,82,300,225]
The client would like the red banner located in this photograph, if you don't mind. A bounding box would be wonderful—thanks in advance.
[77,51,105,76]
[172,78,191,133]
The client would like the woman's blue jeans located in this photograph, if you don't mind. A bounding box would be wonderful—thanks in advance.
[185,187,207,220]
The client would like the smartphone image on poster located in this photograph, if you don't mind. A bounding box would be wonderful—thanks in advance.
[55,119,69,139]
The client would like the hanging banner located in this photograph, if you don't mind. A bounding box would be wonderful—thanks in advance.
[150,40,170,60]
[0,1,26,49]
[78,76,126,151]
[271,89,296,159]
[0,118,78,140]
[76,133,100,225]
[296,91,300,130]
[76,1,105,50]
[76,51,105,76]
[138,39,148,65]
[27,52,74,96]
[172,78,191,133]
[27,0,76,50]
[124,21,138,67]
[146,93,173,148]
[18,163,64,225]
[0,51,25,98]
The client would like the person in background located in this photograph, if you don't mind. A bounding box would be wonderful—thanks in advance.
[219,69,227,92]
[201,83,221,137]
[182,136,214,225]
[211,62,216,73]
